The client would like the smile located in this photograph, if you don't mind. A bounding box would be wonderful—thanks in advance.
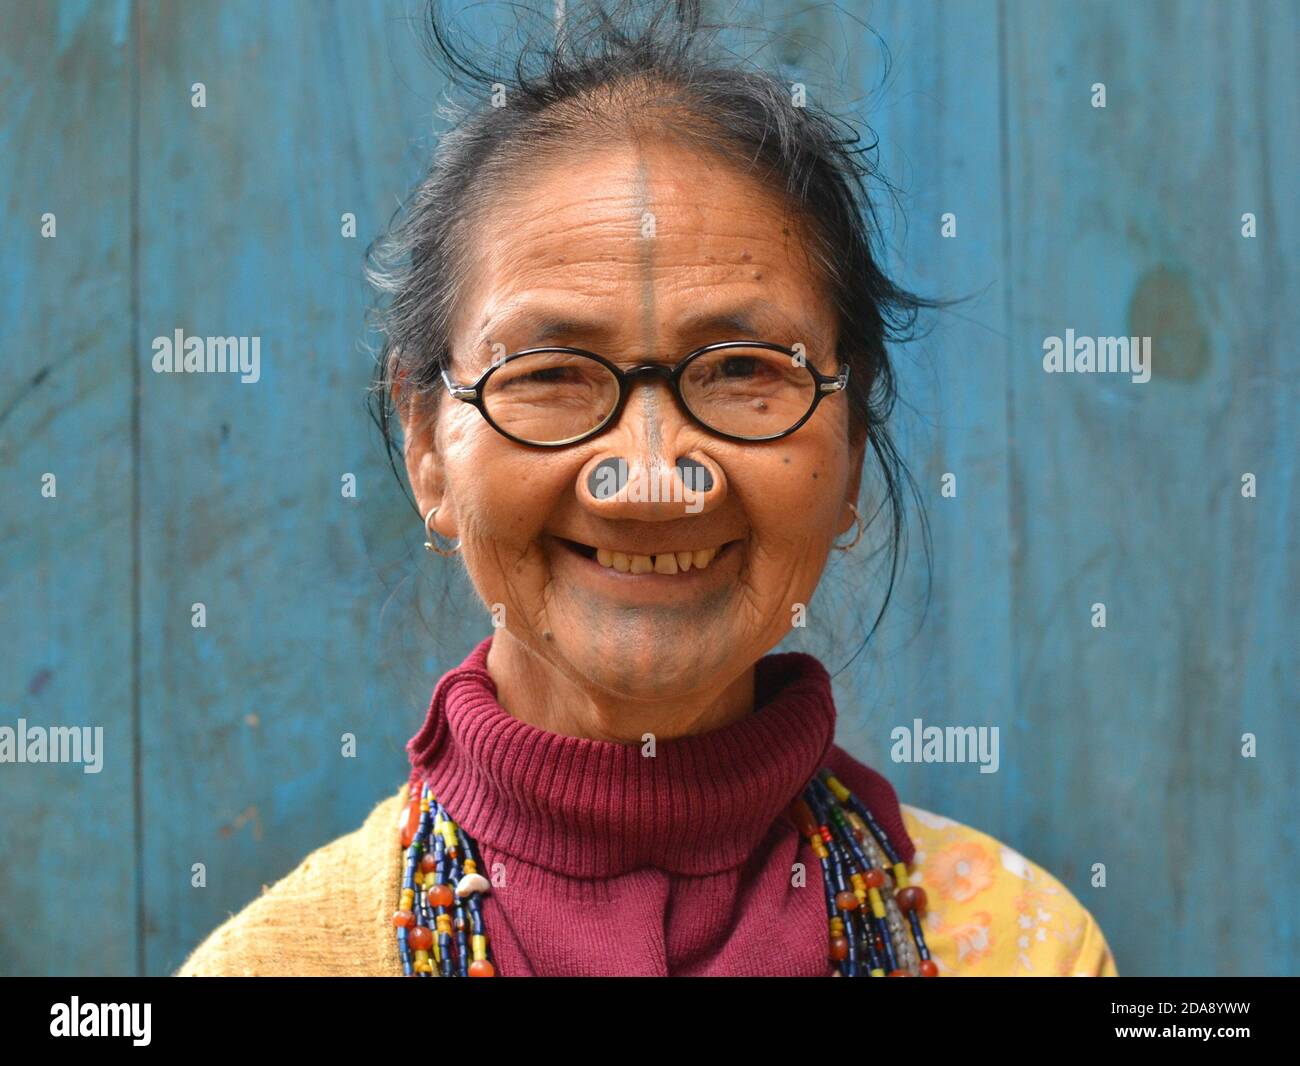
[555,537,738,575]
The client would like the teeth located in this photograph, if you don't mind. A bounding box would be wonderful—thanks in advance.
[587,544,724,573]
[654,553,678,575]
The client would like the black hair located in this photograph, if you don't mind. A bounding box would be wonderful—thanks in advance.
[366,0,954,672]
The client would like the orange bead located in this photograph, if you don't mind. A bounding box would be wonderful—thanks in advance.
[399,797,422,849]
[427,882,454,909]
[829,935,849,961]
[468,959,496,977]
[862,868,886,889]
[392,909,414,928]
[420,853,438,874]
[888,969,911,977]
[834,890,859,911]
[408,926,433,951]
[919,959,939,977]
[787,799,818,838]
[896,886,927,914]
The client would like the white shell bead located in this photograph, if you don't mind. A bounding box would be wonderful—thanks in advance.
[456,872,491,897]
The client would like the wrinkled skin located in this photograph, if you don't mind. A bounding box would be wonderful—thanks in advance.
[401,137,865,742]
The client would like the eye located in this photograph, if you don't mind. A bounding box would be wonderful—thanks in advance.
[720,355,759,378]
[709,354,784,384]
[517,365,581,385]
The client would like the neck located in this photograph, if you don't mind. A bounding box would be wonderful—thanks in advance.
[486,629,757,742]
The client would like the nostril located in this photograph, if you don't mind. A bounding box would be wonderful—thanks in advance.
[675,457,714,494]
[588,458,629,500]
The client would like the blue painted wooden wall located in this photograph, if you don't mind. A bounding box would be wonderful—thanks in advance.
[1,0,1294,976]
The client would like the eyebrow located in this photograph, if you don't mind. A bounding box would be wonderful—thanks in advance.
[476,303,823,353]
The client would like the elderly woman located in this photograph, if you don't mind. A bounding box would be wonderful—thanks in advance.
[177,1,1115,978]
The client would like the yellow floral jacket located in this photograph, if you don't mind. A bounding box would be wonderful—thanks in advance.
[901,803,1118,976]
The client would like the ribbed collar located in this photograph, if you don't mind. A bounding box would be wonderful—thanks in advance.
[407,635,890,877]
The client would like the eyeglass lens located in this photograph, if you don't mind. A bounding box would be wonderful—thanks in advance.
[480,346,818,444]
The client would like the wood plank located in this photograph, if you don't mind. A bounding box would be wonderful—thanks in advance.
[0,0,137,975]
[1002,0,1298,974]
[134,0,486,974]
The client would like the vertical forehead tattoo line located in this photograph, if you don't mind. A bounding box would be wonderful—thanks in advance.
[632,152,665,463]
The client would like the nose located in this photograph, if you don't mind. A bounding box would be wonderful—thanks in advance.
[575,389,726,518]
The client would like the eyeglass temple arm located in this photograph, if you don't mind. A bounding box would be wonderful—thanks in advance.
[441,367,479,401]
[817,363,851,393]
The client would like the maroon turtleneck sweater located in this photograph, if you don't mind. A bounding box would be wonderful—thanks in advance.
[406,635,914,977]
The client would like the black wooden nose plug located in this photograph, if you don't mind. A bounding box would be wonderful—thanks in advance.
[588,457,629,500]
[675,457,714,494]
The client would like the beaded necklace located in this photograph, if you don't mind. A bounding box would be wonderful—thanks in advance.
[394,767,936,977]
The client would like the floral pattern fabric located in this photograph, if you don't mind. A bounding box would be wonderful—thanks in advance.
[902,804,1119,976]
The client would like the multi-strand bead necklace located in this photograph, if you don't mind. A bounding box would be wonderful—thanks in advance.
[393,768,936,977]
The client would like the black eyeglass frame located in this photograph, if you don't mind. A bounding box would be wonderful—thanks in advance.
[440,341,851,448]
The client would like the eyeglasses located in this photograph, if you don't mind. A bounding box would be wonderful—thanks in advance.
[440,341,850,448]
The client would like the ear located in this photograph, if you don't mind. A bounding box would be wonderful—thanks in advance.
[397,387,458,539]
[837,418,869,537]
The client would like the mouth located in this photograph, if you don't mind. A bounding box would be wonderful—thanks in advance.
[554,536,740,576]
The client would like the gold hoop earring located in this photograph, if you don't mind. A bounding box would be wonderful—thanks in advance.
[423,505,461,557]
[833,501,865,552]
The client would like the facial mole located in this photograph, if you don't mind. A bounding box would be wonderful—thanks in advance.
[812,471,818,479]
[542,629,553,642]
[740,250,752,261]
[782,456,790,464]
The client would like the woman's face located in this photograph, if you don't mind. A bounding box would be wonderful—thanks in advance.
[404,138,864,703]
